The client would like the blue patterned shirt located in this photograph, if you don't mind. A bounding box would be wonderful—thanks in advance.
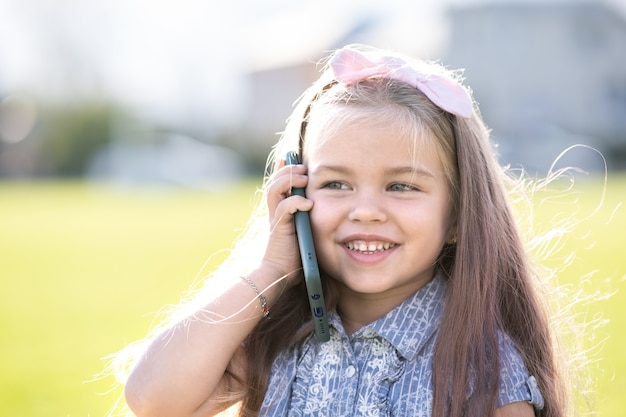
[260,273,544,416]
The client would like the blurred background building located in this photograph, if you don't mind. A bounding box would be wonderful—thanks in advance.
[445,2,626,172]
[0,0,624,184]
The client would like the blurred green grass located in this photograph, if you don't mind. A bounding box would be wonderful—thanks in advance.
[0,180,260,417]
[0,176,624,417]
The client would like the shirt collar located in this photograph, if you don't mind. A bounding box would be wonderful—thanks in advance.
[328,273,447,360]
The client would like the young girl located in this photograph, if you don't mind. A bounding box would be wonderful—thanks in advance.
[119,45,568,417]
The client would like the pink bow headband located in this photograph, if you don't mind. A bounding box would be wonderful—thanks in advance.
[328,47,473,119]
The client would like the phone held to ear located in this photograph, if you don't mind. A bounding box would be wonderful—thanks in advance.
[285,151,330,342]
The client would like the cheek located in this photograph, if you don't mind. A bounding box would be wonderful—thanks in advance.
[410,201,451,242]
[308,198,341,240]
[308,198,329,231]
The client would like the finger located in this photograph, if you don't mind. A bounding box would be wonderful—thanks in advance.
[270,195,313,228]
[267,162,307,185]
[267,167,309,212]
[274,157,286,170]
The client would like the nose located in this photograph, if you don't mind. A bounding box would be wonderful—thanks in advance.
[347,190,387,223]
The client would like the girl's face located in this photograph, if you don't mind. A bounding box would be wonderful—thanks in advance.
[304,118,454,304]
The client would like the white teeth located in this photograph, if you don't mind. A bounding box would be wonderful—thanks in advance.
[346,240,395,253]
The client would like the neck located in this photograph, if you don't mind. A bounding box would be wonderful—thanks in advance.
[337,285,415,335]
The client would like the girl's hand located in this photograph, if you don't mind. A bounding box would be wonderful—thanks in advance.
[262,160,313,287]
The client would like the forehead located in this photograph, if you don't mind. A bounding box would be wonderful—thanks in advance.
[303,116,444,174]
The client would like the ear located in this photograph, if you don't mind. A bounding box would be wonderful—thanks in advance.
[445,217,458,245]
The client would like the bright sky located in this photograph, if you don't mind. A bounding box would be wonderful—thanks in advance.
[1,0,624,127]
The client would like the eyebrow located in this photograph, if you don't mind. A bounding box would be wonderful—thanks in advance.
[385,165,435,179]
[311,164,435,179]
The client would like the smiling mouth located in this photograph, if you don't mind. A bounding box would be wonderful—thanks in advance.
[345,240,397,254]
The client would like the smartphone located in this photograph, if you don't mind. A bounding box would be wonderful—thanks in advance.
[285,151,330,342]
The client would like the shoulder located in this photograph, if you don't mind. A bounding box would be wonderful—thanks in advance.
[497,333,544,411]
[498,332,529,381]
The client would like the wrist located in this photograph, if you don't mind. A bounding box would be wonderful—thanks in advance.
[240,275,270,318]
[241,264,290,306]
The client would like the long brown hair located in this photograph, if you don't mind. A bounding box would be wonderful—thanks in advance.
[234,50,567,417]
[431,112,567,417]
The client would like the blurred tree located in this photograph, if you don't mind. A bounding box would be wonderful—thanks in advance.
[38,101,114,177]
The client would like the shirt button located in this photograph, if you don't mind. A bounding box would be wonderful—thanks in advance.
[362,328,375,338]
[345,365,356,378]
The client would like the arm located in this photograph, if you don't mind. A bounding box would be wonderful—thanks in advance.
[124,265,281,417]
[495,401,535,417]
[124,163,312,417]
